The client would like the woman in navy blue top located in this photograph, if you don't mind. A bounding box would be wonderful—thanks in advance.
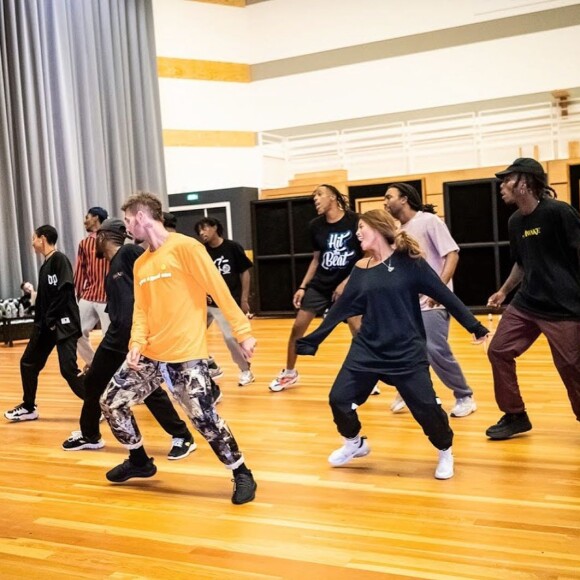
[296,209,489,479]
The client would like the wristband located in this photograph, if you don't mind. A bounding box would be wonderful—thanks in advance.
[298,286,307,291]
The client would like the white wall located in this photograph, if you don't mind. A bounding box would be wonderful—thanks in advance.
[153,0,580,193]
[252,26,580,130]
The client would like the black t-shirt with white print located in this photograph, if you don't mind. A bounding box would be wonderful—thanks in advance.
[35,251,81,341]
[308,210,362,296]
[205,239,253,306]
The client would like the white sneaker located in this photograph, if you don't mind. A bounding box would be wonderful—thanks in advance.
[450,396,477,418]
[238,370,255,387]
[435,448,454,479]
[5,403,38,422]
[269,369,299,392]
[328,436,370,467]
[370,384,381,395]
[390,393,407,413]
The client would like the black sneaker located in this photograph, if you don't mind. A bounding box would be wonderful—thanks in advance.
[4,403,38,422]
[167,433,197,460]
[212,381,223,405]
[231,471,257,505]
[486,412,532,440]
[106,458,157,483]
[62,430,105,451]
[208,358,224,380]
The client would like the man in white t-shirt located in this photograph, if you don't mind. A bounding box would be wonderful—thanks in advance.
[385,183,476,418]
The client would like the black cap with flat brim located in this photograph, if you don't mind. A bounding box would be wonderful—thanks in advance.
[495,158,546,181]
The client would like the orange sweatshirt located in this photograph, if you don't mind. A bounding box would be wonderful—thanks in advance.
[130,233,252,363]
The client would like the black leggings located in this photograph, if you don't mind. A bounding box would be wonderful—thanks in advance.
[329,365,453,450]
[21,327,84,409]
[80,346,190,442]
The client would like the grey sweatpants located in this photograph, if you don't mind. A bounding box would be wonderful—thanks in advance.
[423,309,473,399]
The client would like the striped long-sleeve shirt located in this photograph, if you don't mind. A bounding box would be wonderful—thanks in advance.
[74,233,109,303]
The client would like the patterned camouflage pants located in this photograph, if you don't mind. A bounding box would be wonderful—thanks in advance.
[101,357,244,469]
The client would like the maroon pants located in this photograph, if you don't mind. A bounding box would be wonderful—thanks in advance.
[487,306,580,419]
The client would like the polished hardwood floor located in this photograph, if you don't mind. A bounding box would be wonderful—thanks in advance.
[0,316,578,579]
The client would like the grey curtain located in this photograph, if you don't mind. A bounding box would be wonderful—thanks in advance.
[0,0,166,297]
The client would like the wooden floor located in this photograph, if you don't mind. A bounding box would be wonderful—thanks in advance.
[0,317,579,579]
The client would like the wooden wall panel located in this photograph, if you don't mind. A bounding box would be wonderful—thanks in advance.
[157,57,251,83]
[163,129,256,147]
[186,0,246,7]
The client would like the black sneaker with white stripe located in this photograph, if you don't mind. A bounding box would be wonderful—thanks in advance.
[62,430,105,451]
[167,433,197,460]
[4,403,38,422]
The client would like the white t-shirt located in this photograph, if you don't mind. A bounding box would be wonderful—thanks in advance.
[400,211,459,311]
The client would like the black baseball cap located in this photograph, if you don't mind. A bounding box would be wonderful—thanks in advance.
[495,158,546,182]
[99,218,127,236]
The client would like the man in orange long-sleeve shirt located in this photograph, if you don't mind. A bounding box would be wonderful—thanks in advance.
[100,192,257,505]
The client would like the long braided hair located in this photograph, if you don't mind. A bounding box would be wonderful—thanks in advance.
[316,184,350,211]
[389,183,436,214]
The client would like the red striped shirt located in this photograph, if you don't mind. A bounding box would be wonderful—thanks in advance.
[74,233,109,303]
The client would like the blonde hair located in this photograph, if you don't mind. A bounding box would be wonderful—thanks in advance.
[360,209,422,258]
[121,191,163,222]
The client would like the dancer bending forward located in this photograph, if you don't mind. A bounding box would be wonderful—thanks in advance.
[296,210,489,479]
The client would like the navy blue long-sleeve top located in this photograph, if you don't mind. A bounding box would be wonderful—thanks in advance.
[296,252,488,374]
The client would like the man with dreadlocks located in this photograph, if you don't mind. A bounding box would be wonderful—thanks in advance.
[486,158,580,439]
[384,183,477,418]
[270,184,363,392]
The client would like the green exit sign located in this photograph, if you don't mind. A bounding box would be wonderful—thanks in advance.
[186,193,199,201]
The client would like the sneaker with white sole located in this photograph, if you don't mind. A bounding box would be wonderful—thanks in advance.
[167,433,197,460]
[269,369,299,392]
[62,430,105,451]
[370,384,381,395]
[435,448,454,479]
[238,370,255,387]
[390,393,407,413]
[450,396,477,418]
[4,403,38,422]
[328,436,370,467]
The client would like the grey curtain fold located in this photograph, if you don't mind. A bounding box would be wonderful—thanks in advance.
[0,0,166,296]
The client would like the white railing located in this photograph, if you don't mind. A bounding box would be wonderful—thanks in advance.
[259,99,580,187]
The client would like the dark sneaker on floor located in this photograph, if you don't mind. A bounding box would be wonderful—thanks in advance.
[212,382,223,404]
[231,471,257,505]
[106,458,157,483]
[62,430,105,451]
[167,433,197,460]
[486,412,532,440]
[4,403,38,422]
[208,358,224,380]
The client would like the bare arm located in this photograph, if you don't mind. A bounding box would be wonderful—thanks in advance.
[240,269,251,314]
[487,263,524,307]
[293,251,320,309]
[426,250,459,308]
[439,250,459,285]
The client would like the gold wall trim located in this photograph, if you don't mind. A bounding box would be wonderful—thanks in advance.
[157,57,251,83]
[163,129,257,147]
[186,0,246,7]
